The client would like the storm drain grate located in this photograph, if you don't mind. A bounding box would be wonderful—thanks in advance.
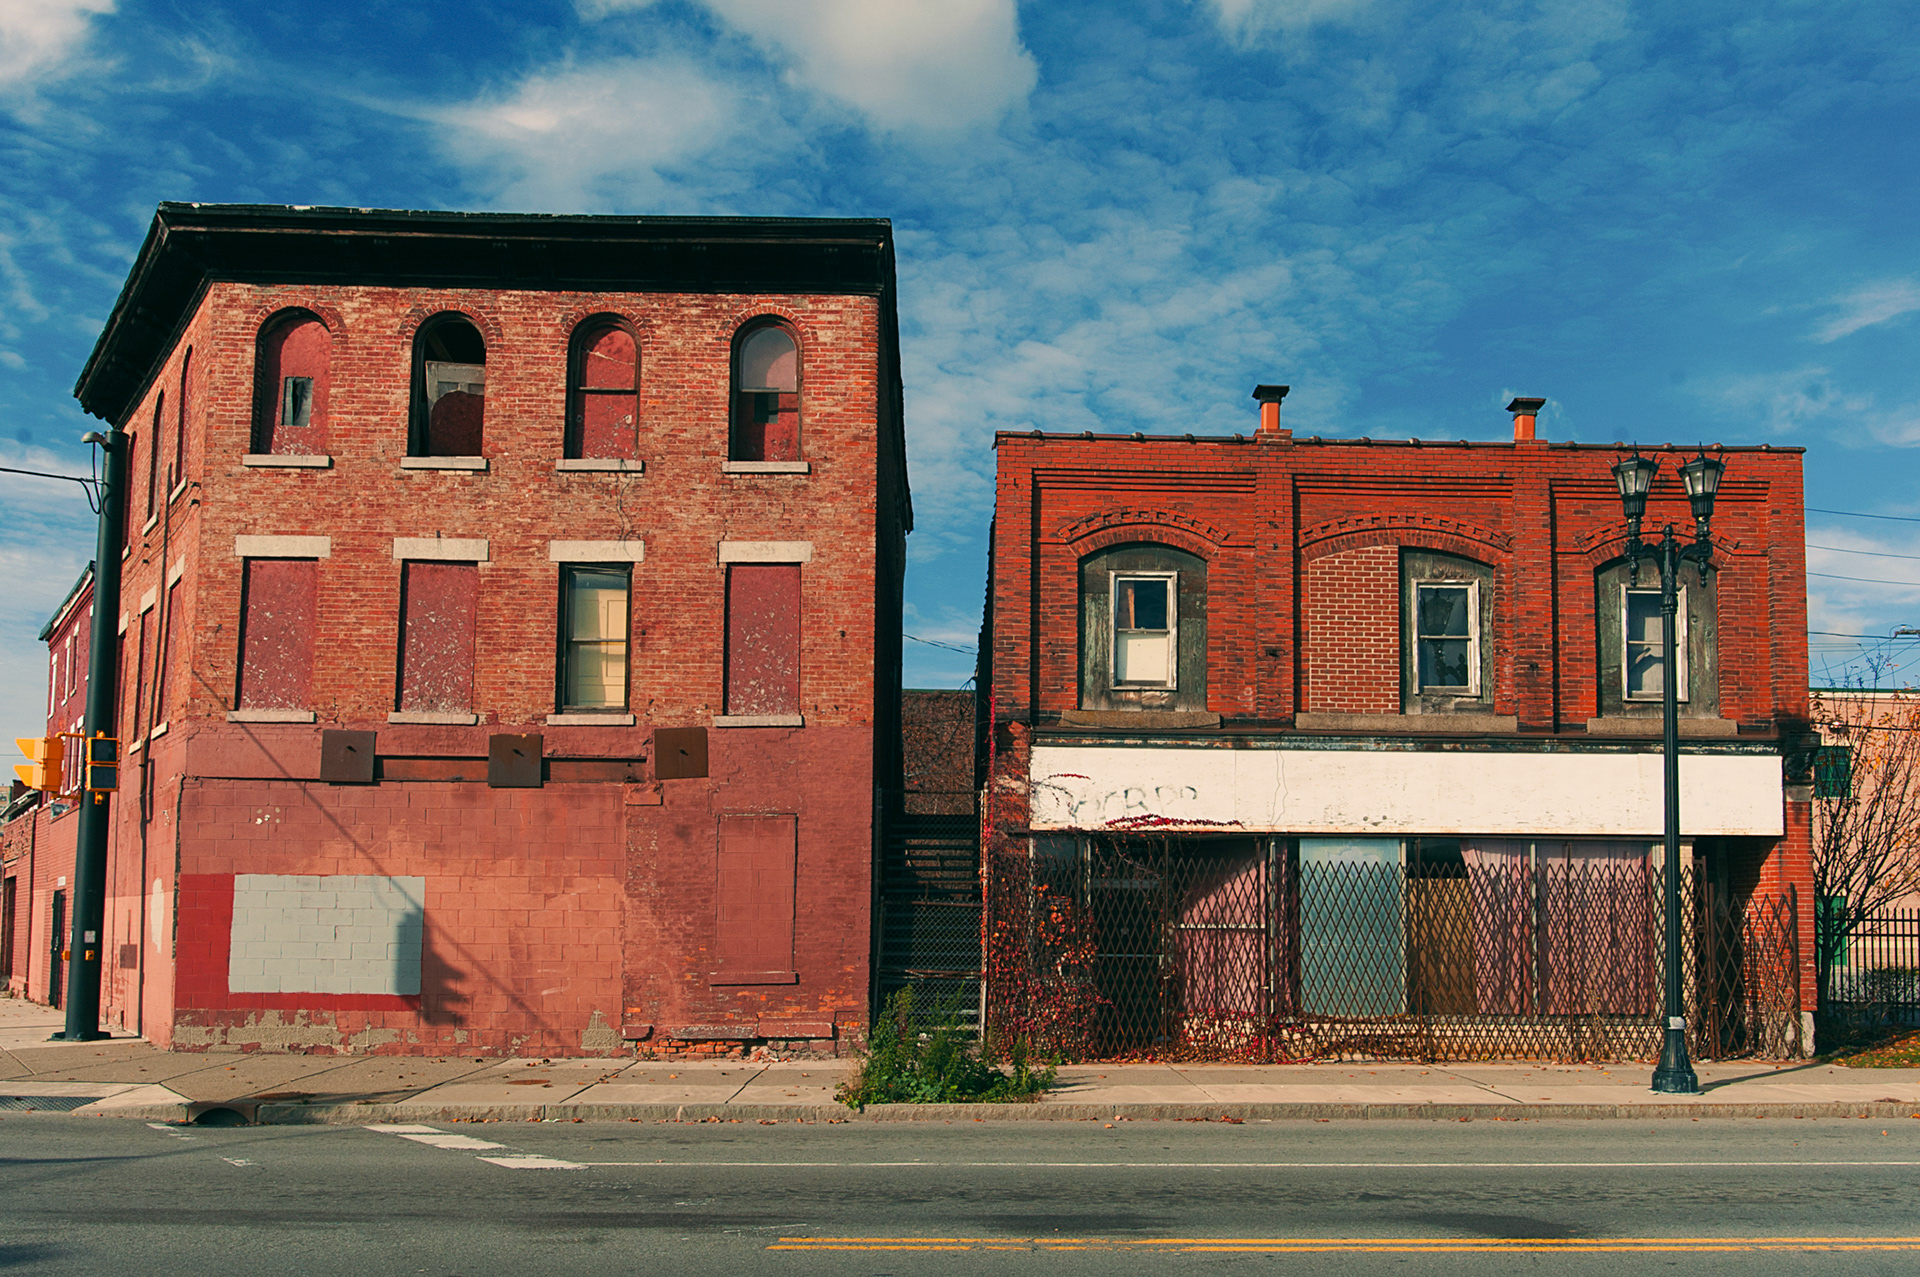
[0,1095,108,1111]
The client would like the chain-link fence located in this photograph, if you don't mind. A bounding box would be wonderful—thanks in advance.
[986,835,1801,1062]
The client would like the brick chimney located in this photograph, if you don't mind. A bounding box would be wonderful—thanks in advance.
[1506,396,1546,442]
[1253,384,1290,437]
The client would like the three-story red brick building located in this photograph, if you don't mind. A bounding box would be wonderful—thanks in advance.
[8,204,910,1056]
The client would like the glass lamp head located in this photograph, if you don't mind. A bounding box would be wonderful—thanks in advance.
[1612,450,1659,523]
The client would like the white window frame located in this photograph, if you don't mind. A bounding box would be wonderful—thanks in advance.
[1108,570,1178,690]
[1623,585,1688,703]
[1412,579,1480,696]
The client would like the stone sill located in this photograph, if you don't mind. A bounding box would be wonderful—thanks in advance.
[1585,716,1739,738]
[1294,712,1520,735]
[399,456,487,472]
[243,454,332,469]
[1060,710,1221,730]
[228,709,316,724]
[722,460,810,474]
[555,458,644,473]
[388,711,480,725]
[148,721,169,741]
[712,714,804,728]
[545,713,636,726]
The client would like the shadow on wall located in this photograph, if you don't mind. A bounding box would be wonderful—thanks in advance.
[419,914,468,1028]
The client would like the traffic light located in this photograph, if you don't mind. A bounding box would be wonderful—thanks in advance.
[83,734,118,796]
[13,736,64,792]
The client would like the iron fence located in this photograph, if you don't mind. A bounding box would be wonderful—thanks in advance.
[1820,908,1920,1008]
[986,835,1801,1063]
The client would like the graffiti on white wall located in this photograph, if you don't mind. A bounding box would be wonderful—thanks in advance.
[1030,746,1784,837]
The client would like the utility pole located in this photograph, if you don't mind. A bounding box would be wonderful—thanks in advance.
[58,428,127,1042]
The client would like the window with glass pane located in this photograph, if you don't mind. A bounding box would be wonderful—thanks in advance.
[1112,574,1174,686]
[1415,583,1475,691]
[562,566,630,710]
[1624,589,1674,699]
[282,376,313,430]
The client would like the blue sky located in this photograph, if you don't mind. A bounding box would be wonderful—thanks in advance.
[3,0,1919,759]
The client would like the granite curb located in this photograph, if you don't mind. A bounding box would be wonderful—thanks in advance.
[69,1097,1920,1125]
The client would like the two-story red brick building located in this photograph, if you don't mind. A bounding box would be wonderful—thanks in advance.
[4,204,910,1057]
[981,395,1813,1062]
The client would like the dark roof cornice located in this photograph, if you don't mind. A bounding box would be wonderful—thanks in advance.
[75,203,897,424]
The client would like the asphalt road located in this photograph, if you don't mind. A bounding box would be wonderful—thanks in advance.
[4,1115,1920,1274]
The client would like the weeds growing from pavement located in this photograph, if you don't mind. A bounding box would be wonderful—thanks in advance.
[836,988,1057,1108]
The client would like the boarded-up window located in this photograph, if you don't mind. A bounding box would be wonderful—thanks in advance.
[567,320,639,459]
[560,565,630,710]
[397,561,478,713]
[714,815,797,980]
[153,579,180,727]
[134,611,154,737]
[237,558,317,711]
[144,395,162,521]
[253,313,331,456]
[724,563,800,716]
[171,348,191,491]
[412,315,486,457]
[730,323,800,461]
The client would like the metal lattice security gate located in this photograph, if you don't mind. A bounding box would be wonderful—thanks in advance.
[986,835,1801,1063]
[875,803,982,1027]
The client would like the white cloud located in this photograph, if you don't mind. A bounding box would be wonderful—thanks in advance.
[1695,365,1874,436]
[430,58,740,211]
[696,0,1036,131]
[1205,0,1374,44]
[1814,278,1920,344]
[0,0,113,91]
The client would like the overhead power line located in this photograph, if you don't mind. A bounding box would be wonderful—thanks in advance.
[1809,507,1920,524]
[1808,543,1920,561]
[1809,572,1920,588]
[905,632,976,655]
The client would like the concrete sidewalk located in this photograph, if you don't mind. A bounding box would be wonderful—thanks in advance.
[3,997,1917,1124]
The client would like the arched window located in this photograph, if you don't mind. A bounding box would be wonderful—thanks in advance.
[144,393,162,522]
[252,312,331,456]
[730,321,800,462]
[1078,542,1208,712]
[566,318,638,460]
[170,347,191,493]
[411,313,486,458]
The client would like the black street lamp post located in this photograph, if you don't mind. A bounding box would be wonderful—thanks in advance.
[1611,447,1724,1095]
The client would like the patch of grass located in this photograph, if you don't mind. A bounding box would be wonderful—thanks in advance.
[1817,1008,1920,1066]
[836,988,1057,1108]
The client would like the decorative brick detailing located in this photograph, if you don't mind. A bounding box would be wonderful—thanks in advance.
[1056,508,1230,546]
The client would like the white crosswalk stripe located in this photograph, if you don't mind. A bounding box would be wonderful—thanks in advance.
[363,1123,581,1169]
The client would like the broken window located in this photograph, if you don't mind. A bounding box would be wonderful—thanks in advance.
[1078,543,1208,712]
[1413,582,1477,694]
[1399,549,1494,714]
[1595,559,1716,719]
[560,565,630,711]
[236,558,317,712]
[252,311,331,456]
[725,563,800,716]
[1111,573,1176,687]
[567,319,639,459]
[396,561,478,714]
[730,322,800,461]
[411,314,487,458]
[1624,588,1686,701]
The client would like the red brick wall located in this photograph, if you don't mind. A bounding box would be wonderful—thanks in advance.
[1303,545,1399,713]
[76,276,899,1054]
[989,434,1808,734]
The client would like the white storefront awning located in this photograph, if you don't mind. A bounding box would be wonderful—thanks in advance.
[1029,745,1784,838]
